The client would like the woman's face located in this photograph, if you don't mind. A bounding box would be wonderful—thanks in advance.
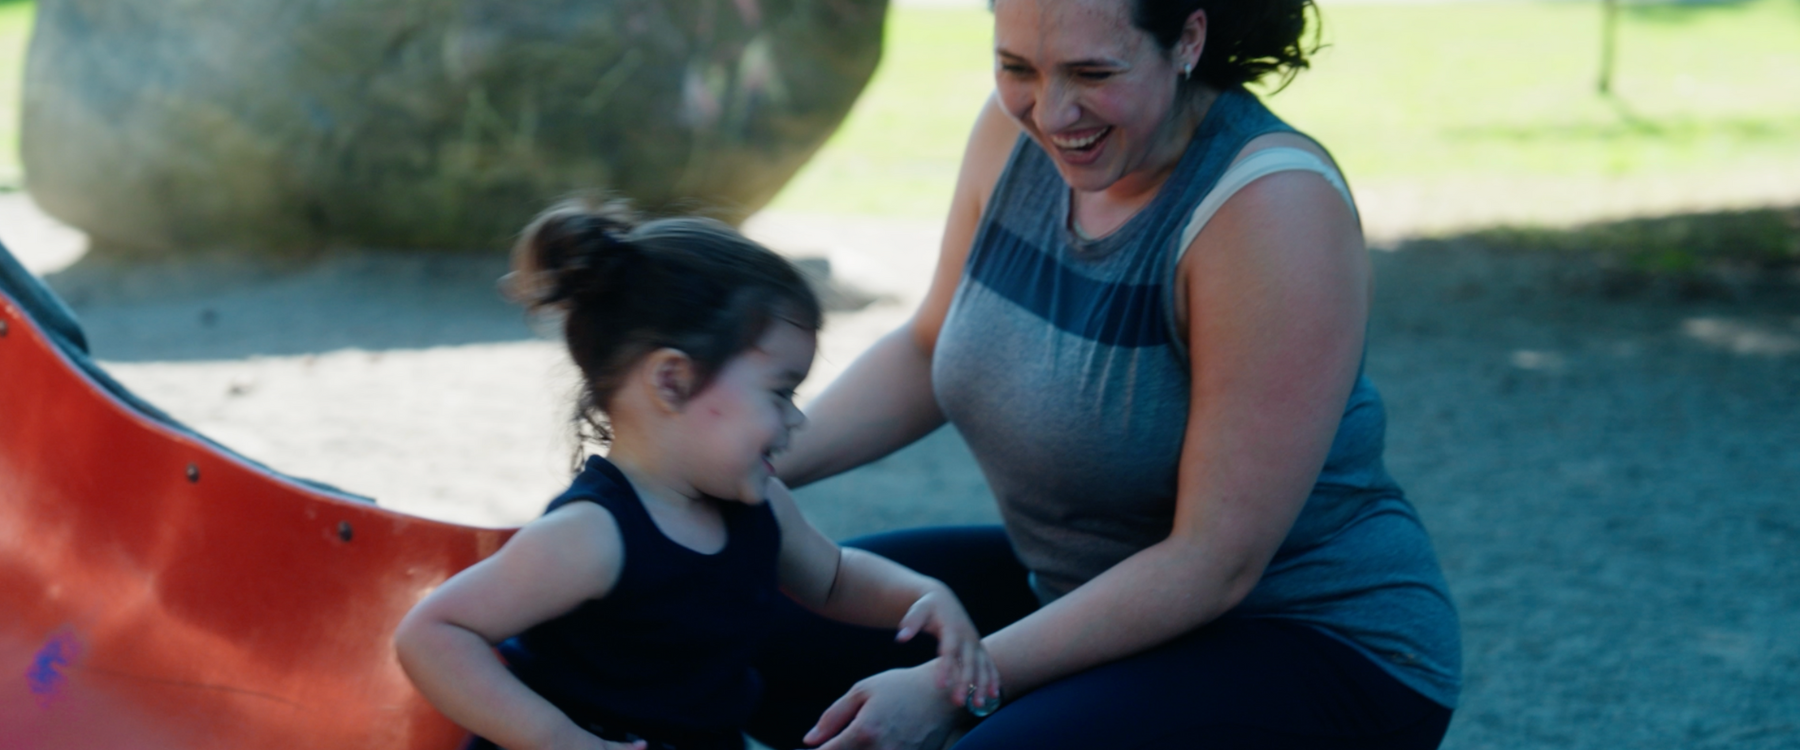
[992,0,1198,195]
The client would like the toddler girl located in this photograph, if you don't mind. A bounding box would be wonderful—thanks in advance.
[394,201,999,750]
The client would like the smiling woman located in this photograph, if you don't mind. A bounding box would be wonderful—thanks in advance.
[750,0,1460,747]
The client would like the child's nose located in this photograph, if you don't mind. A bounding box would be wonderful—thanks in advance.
[784,401,806,429]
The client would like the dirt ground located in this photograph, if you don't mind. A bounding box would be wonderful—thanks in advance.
[3,192,1798,748]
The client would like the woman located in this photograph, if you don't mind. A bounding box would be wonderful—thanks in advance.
[751,0,1461,746]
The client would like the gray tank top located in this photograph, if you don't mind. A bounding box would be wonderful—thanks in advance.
[932,88,1461,707]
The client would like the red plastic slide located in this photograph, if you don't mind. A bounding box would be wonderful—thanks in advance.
[0,266,514,749]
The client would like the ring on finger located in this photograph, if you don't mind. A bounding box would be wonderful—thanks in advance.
[965,683,1001,718]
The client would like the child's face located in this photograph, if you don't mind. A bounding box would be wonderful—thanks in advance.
[676,319,815,505]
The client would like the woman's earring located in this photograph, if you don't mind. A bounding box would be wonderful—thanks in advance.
[1182,62,1193,80]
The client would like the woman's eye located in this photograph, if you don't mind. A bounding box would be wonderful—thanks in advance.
[1075,69,1115,81]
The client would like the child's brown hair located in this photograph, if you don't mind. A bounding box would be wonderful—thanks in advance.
[506,199,822,452]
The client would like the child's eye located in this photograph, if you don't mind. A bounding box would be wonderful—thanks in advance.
[1075,69,1115,82]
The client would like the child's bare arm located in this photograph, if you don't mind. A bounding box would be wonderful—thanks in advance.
[766,480,1000,711]
[394,504,645,750]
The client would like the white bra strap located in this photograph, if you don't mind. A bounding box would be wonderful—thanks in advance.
[1174,147,1357,264]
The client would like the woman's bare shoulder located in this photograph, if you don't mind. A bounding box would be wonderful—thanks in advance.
[957,94,1024,219]
[1170,128,1366,336]
[914,95,1023,349]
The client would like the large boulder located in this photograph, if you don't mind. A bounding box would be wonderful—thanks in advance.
[21,0,886,255]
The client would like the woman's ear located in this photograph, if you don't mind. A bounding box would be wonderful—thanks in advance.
[1179,9,1207,74]
[642,348,696,413]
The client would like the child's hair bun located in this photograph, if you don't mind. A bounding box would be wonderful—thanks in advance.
[506,198,642,312]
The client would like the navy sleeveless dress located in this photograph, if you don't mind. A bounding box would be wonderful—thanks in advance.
[483,456,783,750]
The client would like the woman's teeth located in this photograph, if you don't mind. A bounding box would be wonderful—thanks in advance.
[1052,128,1109,150]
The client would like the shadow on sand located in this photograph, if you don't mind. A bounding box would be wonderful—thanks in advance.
[41,248,531,362]
[1385,204,1800,303]
[22,202,1797,366]
[39,245,871,362]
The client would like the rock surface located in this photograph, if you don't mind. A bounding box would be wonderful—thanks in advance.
[21,0,887,256]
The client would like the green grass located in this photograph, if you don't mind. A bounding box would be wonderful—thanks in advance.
[768,6,999,218]
[1273,0,1800,182]
[770,0,1800,217]
[0,0,30,189]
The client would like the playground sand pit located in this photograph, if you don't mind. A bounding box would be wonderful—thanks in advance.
[3,191,1797,748]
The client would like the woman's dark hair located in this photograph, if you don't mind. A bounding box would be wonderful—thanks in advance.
[505,198,822,455]
[1131,0,1320,92]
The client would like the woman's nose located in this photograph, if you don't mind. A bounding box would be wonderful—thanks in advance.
[1034,79,1081,133]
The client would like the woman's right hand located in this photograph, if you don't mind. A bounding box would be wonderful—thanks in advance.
[803,660,965,750]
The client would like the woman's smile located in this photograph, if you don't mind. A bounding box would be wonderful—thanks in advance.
[1049,126,1113,163]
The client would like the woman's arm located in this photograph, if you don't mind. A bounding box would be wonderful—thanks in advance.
[394,504,640,750]
[775,95,1019,489]
[773,323,945,488]
[807,163,1369,749]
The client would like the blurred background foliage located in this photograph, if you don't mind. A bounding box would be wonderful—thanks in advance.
[765,0,1800,218]
[2,0,1797,269]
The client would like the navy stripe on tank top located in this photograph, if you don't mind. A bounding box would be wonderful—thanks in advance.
[966,224,1171,348]
[497,456,781,746]
[932,87,1461,708]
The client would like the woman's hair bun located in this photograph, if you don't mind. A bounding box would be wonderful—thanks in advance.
[505,198,643,311]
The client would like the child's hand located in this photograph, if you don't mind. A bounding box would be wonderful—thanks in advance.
[894,587,1001,713]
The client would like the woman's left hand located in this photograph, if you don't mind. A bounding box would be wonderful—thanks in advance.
[803,661,963,750]
[895,589,1001,712]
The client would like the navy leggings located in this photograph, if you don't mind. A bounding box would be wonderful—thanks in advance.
[747,526,1452,750]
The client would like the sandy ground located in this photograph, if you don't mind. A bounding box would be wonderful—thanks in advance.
[3,189,1798,748]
